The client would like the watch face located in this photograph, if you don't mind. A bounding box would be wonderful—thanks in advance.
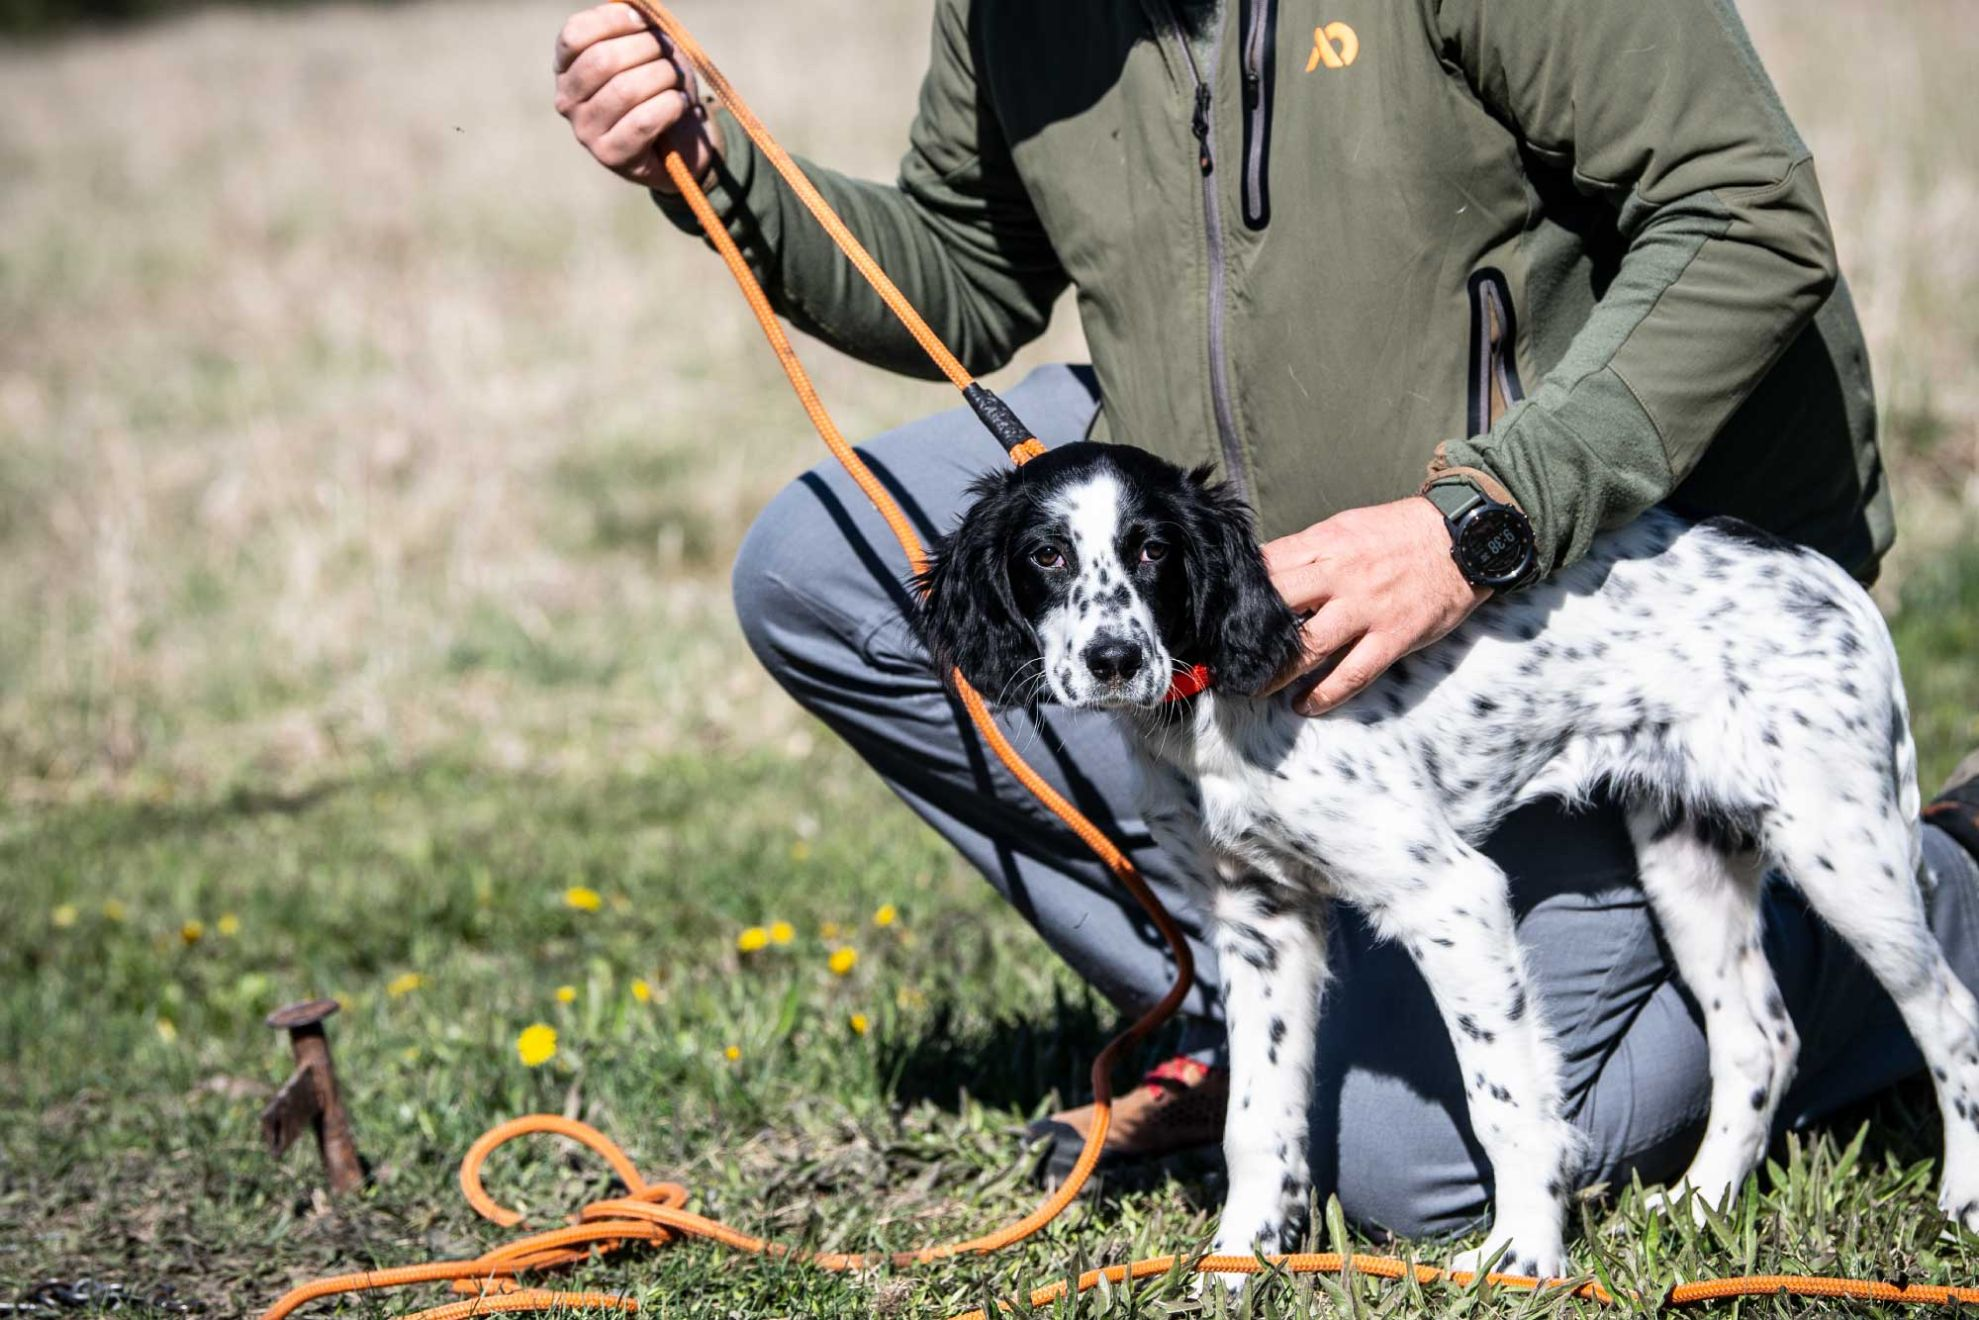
[1457,506,1535,586]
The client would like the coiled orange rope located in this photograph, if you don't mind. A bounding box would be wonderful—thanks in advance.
[260,5,1979,1315]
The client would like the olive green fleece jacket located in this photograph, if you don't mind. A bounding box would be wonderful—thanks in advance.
[656,0,1888,580]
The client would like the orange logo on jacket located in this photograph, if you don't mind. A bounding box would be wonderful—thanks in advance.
[1305,21,1359,70]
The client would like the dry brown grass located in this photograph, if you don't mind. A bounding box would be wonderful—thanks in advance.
[0,0,1972,804]
[1740,0,1979,553]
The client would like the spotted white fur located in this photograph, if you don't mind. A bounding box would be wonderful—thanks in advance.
[929,451,1979,1284]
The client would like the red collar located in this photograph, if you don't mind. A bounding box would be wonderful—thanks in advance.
[1162,663,1214,703]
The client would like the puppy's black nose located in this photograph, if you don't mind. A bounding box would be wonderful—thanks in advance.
[1084,639,1144,684]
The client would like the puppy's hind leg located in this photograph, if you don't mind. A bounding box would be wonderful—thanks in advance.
[1208,880,1328,1262]
[1763,794,1979,1230]
[1626,808,1792,1219]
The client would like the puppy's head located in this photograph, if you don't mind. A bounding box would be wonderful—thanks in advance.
[915,443,1300,709]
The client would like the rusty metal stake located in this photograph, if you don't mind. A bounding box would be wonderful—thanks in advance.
[261,998,365,1194]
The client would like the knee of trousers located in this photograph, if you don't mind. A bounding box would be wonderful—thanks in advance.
[1338,1165,1481,1242]
[1328,1088,1490,1239]
[730,464,900,693]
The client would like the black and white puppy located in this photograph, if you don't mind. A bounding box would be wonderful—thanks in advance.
[916,441,1979,1280]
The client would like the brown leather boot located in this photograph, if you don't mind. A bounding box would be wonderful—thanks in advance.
[1024,1057,1228,1185]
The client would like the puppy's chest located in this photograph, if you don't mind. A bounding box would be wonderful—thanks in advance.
[1143,704,1342,877]
[1197,779,1310,878]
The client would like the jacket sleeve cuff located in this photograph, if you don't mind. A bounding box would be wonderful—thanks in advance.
[1421,443,1524,513]
[648,107,778,248]
[1432,363,1673,580]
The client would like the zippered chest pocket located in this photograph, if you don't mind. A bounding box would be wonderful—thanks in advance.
[1239,0,1277,229]
[1465,269,1525,436]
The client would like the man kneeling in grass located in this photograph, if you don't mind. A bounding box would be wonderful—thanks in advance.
[552,0,1979,1241]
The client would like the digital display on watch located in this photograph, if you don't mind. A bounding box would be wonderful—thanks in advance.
[1457,506,1536,587]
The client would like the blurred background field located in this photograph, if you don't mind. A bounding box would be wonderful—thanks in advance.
[2,0,1975,807]
[2,0,1976,1313]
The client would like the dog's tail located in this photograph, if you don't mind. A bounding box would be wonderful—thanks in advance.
[1841,564,1926,880]
[1805,547,1925,883]
[1894,676,1926,882]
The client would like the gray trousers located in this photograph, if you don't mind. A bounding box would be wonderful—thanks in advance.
[731,364,1979,1238]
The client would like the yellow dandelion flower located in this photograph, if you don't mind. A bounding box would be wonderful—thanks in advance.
[789,839,812,863]
[516,1023,558,1067]
[180,920,205,945]
[848,1012,870,1036]
[828,947,859,976]
[873,903,899,928]
[737,926,770,953]
[156,1018,178,1043]
[216,913,241,937]
[101,899,128,922]
[401,1046,420,1064]
[630,979,652,1003]
[51,904,78,929]
[768,920,795,945]
[820,920,842,941]
[724,1044,742,1062]
[387,972,424,998]
[555,985,577,1004]
[564,886,603,912]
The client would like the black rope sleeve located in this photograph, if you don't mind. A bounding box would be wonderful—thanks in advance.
[963,383,1038,454]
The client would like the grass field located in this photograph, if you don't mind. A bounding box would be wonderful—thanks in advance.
[3,0,1978,1314]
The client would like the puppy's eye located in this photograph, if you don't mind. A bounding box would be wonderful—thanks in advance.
[1030,545,1065,570]
[1140,541,1168,564]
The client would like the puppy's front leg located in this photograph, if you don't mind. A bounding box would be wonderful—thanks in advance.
[1377,846,1578,1279]
[1210,880,1328,1260]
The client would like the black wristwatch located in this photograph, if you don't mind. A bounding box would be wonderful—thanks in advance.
[1422,477,1538,591]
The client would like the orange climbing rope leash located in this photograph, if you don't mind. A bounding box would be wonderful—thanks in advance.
[261,1112,1979,1319]
[262,5,1978,1315]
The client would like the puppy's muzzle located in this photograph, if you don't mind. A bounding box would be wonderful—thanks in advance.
[1082,637,1146,687]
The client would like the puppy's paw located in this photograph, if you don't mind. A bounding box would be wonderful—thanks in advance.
[1642,1184,1690,1223]
[1198,1193,1308,1301]
[1190,1268,1251,1306]
[1210,1181,1309,1257]
[1448,1230,1566,1283]
[1646,1177,1731,1227]
[1938,1179,1979,1233]
[1207,1216,1301,1262]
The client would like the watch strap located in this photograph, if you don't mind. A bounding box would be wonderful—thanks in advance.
[1422,479,1487,523]
[1421,443,1526,515]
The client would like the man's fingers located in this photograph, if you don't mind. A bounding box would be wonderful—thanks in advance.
[1267,559,1337,616]
[1259,535,1313,576]
[554,3,650,74]
[1292,605,1358,678]
[1296,633,1399,716]
[557,29,667,111]
[591,87,690,169]
[1257,604,1358,697]
[571,55,682,138]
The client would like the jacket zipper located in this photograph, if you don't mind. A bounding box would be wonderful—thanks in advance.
[1465,269,1526,436]
[1165,4,1249,502]
[1238,0,1275,229]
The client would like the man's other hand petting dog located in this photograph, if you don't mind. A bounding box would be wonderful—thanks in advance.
[915,442,1979,1283]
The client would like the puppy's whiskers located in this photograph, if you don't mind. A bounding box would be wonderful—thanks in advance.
[1153,658,1196,730]
[993,657,1048,711]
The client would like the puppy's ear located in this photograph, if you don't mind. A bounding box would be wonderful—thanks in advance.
[913,472,1039,702]
[1182,474,1302,696]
